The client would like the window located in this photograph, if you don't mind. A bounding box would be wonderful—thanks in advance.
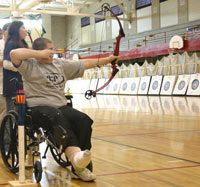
[111,5,123,16]
[81,17,90,27]
[95,11,105,23]
[136,0,167,9]
[136,0,151,10]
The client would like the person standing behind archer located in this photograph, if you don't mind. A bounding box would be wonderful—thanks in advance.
[0,23,11,126]
[3,21,28,112]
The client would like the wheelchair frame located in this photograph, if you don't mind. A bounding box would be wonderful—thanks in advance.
[0,97,73,183]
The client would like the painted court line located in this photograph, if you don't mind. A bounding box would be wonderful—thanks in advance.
[94,137,200,165]
[97,164,200,177]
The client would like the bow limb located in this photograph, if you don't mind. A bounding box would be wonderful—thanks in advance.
[85,3,125,100]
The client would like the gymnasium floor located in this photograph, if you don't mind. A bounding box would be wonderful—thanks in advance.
[0,94,200,187]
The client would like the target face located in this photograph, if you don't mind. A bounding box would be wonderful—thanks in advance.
[122,82,128,91]
[164,81,170,91]
[131,82,136,91]
[152,81,158,90]
[178,81,185,90]
[191,79,199,90]
[141,82,146,91]
[113,83,118,92]
[105,84,110,91]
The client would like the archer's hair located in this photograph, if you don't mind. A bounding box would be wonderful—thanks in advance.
[5,21,28,48]
[32,37,52,50]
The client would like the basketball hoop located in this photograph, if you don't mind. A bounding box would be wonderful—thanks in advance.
[169,35,184,50]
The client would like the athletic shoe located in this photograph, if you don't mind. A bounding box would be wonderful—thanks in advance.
[72,168,96,182]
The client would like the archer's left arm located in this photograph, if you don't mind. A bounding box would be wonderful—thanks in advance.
[84,55,119,70]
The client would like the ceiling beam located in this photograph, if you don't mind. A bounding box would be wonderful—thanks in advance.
[31,9,128,21]
[76,0,89,13]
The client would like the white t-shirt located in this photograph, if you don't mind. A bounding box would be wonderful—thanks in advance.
[0,39,5,95]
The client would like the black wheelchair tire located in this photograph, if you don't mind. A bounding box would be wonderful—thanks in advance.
[49,146,71,168]
[0,113,19,173]
[34,160,42,183]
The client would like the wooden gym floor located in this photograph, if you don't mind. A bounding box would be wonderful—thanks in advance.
[0,95,200,187]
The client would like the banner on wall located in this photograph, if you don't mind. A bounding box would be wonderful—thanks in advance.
[138,76,151,95]
[119,77,141,95]
[186,74,200,96]
[160,75,177,95]
[173,75,191,95]
[148,75,163,95]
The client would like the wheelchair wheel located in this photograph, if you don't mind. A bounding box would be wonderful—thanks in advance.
[34,160,42,183]
[50,146,71,168]
[0,113,19,173]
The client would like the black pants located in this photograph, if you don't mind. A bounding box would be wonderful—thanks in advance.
[29,105,93,150]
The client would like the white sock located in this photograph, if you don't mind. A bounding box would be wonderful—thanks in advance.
[65,146,91,170]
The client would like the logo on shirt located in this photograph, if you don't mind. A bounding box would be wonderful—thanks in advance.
[45,72,64,88]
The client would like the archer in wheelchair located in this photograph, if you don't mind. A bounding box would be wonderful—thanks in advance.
[3,37,119,182]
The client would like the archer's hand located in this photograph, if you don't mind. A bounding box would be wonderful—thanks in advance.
[108,55,120,64]
[39,49,55,64]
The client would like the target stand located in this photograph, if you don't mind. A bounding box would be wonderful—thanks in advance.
[9,90,37,187]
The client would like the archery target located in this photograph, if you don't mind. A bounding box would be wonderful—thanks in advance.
[173,74,191,95]
[110,78,122,94]
[103,79,113,94]
[138,96,151,113]
[119,78,140,95]
[187,97,200,115]
[138,76,151,95]
[160,96,175,115]
[148,76,163,95]
[160,75,177,95]
[96,78,106,94]
[119,78,130,94]
[148,96,163,114]
[172,97,189,115]
[186,74,200,96]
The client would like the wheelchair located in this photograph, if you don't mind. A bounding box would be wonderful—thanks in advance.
[0,96,92,183]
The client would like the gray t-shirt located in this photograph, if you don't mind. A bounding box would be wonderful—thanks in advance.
[17,58,84,108]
